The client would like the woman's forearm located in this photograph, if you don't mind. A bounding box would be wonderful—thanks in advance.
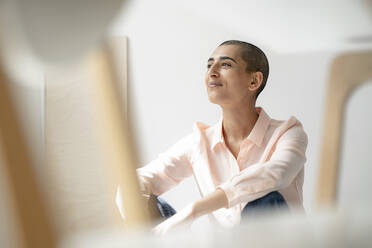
[192,189,228,218]
[152,189,228,234]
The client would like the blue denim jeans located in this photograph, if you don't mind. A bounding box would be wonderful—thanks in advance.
[156,197,177,218]
[241,191,288,218]
[156,191,288,220]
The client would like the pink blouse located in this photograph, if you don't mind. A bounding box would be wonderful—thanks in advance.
[137,107,308,226]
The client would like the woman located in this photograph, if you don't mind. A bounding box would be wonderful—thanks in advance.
[124,40,308,234]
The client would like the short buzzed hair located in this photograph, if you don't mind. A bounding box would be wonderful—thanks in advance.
[219,40,269,99]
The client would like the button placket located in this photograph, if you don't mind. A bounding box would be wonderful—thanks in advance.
[237,140,253,170]
[222,142,240,175]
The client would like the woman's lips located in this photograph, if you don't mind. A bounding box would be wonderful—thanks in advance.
[208,82,223,88]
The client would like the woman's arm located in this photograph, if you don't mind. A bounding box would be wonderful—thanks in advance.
[116,133,196,221]
[217,125,308,208]
[193,188,228,218]
[137,133,196,196]
[152,189,228,235]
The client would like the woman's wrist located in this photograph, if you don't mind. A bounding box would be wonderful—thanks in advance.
[189,202,198,219]
[192,189,228,219]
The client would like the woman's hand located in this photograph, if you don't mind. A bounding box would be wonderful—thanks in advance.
[152,203,195,235]
[152,189,228,235]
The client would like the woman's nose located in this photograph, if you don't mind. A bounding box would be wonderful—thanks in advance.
[208,65,219,78]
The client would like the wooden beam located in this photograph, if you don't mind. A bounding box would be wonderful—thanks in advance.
[316,51,372,208]
[0,62,56,247]
[85,40,150,227]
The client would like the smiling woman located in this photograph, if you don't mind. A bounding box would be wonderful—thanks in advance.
[206,41,269,107]
[128,40,308,234]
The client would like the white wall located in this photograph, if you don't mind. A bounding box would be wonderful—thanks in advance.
[110,0,372,212]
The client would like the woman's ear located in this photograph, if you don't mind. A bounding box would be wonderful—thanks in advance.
[248,71,263,91]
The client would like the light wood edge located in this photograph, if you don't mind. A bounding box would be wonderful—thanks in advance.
[315,51,372,208]
[84,39,150,227]
[0,63,56,247]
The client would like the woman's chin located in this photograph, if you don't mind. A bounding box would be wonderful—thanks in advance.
[208,95,224,105]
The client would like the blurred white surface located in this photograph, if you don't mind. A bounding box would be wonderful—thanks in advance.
[11,0,127,63]
[60,208,372,248]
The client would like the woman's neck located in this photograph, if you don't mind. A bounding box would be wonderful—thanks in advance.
[221,104,259,142]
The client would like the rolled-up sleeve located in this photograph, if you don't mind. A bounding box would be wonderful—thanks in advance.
[136,133,195,196]
[218,125,308,208]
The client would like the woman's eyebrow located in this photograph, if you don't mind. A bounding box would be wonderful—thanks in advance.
[207,56,237,63]
[220,56,237,63]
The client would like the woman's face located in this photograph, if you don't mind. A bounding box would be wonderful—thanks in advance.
[205,45,256,107]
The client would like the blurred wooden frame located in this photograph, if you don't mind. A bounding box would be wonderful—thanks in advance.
[0,60,56,247]
[45,36,150,234]
[84,38,150,226]
[0,38,149,248]
[316,51,372,208]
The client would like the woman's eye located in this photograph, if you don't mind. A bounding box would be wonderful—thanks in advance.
[222,63,231,67]
[207,64,212,69]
